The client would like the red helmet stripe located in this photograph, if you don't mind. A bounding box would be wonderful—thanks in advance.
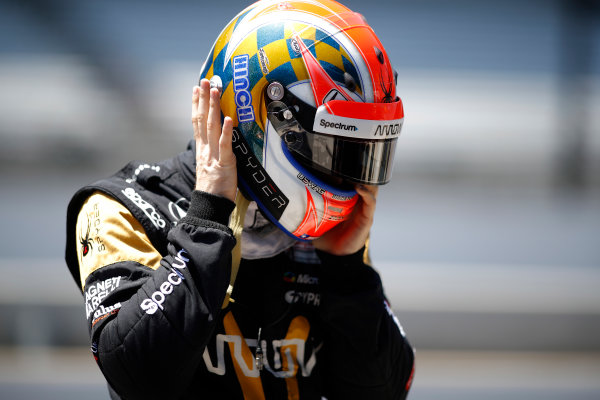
[294,33,351,106]
[324,97,404,120]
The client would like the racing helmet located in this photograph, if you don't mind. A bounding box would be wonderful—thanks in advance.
[199,0,404,240]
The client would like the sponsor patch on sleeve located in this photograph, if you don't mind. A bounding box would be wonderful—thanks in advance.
[76,192,162,288]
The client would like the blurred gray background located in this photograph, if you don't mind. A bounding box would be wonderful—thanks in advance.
[1,0,599,398]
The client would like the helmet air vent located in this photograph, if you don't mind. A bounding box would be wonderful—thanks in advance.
[343,72,357,92]
[374,46,384,64]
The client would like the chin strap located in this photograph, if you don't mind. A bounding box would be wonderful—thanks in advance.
[222,190,251,309]
[363,235,373,267]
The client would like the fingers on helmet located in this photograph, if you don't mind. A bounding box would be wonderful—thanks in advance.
[219,116,235,163]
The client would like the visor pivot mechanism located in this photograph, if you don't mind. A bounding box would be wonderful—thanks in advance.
[267,82,284,101]
[209,75,223,94]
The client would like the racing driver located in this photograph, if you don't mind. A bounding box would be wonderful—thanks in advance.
[65,0,415,398]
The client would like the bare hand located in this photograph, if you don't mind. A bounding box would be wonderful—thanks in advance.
[313,185,378,256]
[192,79,237,202]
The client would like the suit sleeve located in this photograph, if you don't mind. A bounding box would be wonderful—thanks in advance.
[317,248,415,400]
[76,190,236,399]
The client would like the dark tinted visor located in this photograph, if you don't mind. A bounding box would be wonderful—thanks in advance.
[284,131,397,185]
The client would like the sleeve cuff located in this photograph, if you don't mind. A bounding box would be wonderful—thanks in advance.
[185,190,236,226]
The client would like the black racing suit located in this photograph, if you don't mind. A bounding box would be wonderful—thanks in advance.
[65,145,414,399]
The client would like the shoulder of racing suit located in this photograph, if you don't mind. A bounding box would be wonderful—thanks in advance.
[65,148,196,289]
